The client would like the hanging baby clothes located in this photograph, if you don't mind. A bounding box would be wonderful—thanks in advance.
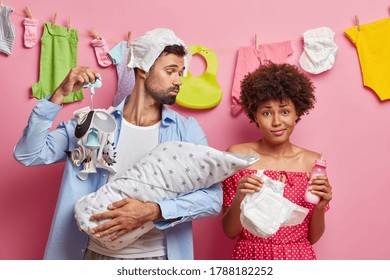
[32,22,82,103]
[108,41,135,106]
[231,41,293,116]
[0,5,16,55]
[91,37,112,67]
[177,45,222,109]
[23,17,39,48]
[299,27,338,74]
[344,18,390,101]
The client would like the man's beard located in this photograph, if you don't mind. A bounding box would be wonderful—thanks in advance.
[147,85,180,105]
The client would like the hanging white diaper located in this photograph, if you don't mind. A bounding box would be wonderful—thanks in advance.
[240,170,309,238]
[299,27,338,74]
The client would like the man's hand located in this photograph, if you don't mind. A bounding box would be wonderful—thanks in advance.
[50,66,100,105]
[89,197,162,242]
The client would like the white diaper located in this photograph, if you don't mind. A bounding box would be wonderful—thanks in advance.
[299,27,338,74]
[240,170,309,238]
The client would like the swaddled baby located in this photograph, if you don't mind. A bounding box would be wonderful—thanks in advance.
[74,141,259,250]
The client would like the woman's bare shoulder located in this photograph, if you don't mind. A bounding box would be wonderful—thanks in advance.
[297,146,322,165]
[226,141,258,154]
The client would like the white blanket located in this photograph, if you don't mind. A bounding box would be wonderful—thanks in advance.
[74,141,259,250]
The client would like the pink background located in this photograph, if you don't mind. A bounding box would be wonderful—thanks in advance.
[1,0,390,260]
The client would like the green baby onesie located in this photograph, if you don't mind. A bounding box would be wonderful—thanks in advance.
[32,22,83,103]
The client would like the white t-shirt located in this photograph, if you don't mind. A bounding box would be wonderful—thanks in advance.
[87,118,166,258]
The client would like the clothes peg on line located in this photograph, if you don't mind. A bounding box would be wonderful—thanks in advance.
[127,31,132,48]
[52,13,57,29]
[90,27,101,40]
[355,15,360,31]
[67,16,71,32]
[25,6,34,19]
[255,33,259,50]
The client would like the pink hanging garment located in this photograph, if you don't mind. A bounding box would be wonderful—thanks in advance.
[231,41,293,116]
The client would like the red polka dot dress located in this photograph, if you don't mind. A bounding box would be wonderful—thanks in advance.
[223,169,329,260]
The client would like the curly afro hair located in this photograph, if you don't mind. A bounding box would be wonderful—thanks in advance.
[240,62,316,123]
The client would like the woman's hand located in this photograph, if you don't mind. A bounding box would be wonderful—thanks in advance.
[222,174,263,239]
[307,175,332,244]
[307,175,332,209]
[234,174,263,202]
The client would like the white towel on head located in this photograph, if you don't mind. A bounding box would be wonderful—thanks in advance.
[128,28,191,75]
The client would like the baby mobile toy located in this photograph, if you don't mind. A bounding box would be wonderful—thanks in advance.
[69,77,118,180]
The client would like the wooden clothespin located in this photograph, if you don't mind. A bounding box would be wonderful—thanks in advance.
[52,13,57,29]
[255,33,259,50]
[67,16,71,32]
[355,15,360,31]
[0,0,3,8]
[25,6,34,19]
[127,31,132,48]
[89,27,101,40]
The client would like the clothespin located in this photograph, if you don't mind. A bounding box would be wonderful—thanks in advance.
[67,16,71,32]
[255,33,259,50]
[52,13,57,29]
[355,15,360,31]
[89,27,101,40]
[127,31,132,48]
[0,0,3,8]
[25,7,34,19]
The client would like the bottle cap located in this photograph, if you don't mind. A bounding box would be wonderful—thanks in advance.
[314,159,327,167]
[312,153,326,167]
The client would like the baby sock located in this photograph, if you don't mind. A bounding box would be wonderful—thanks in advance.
[91,38,112,67]
[23,18,39,48]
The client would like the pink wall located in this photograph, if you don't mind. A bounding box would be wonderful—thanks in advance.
[1,0,390,260]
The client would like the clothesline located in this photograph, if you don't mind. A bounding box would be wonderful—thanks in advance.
[12,8,249,51]
[11,6,351,53]
[12,9,123,44]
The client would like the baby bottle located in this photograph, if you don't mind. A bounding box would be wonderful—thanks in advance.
[304,154,327,204]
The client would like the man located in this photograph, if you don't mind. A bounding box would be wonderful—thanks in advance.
[14,28,222,260]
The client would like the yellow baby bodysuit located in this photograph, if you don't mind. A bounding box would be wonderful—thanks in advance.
[345,18,390,101]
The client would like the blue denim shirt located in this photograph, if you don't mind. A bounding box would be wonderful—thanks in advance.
[14,98,222,260]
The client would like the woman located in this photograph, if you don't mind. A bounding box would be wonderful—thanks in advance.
[222,62,332,260]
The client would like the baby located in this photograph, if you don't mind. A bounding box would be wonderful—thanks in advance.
[74,141,259,250]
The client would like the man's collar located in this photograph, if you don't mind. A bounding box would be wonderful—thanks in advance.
[113,98,176,124]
